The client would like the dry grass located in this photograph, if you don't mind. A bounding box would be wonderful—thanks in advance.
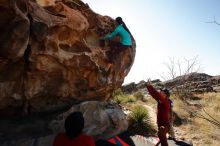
[144,95,157,108]
[174,92,220,146]
[172,96,191,119]
[111,89,138,104]
[113,89,220,145]
[191,93,220,146]
[112,90,157,135]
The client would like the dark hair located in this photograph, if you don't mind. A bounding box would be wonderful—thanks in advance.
[115,16,132,36]
[162,88,170,97]
[65,112,84,139]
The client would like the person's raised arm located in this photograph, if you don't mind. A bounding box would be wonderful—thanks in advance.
[146,79,161,102]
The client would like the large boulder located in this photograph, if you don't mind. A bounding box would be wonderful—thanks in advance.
[49,101,128,139]
[121,82,137,93]
[164,73,214,93]
[1,101,128,146]
[0,0,30,117]
[164,73,212,88]
[0,0,136,117]
[210,75,220,92]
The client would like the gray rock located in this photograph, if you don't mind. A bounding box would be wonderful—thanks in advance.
[1,101,128,146]
[50,101,128,139]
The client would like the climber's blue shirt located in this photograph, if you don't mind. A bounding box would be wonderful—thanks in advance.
[104,25,132,46]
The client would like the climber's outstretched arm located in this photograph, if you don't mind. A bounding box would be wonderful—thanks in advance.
[146,79,163,102]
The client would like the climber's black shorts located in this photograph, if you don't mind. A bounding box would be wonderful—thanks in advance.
[107,41,131,63]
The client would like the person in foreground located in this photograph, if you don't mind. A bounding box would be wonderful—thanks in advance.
[53,111,95,146]
[146,79,171,146]
[102,16,132,71]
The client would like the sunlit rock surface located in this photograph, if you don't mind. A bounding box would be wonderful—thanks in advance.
[49,101,128,140]
[0,0,136,117]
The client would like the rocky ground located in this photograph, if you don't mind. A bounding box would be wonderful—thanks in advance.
[122,73,220,94]
[134,92,220,146]
[121,78,220,146]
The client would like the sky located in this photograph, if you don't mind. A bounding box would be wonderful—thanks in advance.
[82,0,220,84]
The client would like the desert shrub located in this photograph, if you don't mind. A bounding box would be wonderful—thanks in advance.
[112,95,126,104]
[113,95,137,104]
[127,95,137,103]
[133,91,144,100]
[112,88,125,104]
[130,105,148,123]
[174,87,194,100]
[128,105,156,135]
[112,88,123,97]
[112,88,137,104]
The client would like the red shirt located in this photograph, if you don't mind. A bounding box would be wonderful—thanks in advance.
[147,85,171,126]
[53,133,95,146]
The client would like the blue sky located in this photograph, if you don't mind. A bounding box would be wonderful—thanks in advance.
[82,0,220,84]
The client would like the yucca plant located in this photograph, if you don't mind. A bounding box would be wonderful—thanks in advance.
[128,105,156,135]
[130,105,148,123]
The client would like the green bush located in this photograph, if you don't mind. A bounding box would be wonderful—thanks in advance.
[112,88,123,97]
[130,105,149,123]
[113,95,126,104]
[128,105,156,135]
[127,95,137,103]
[112,89,137,104]
[112,95,137,104]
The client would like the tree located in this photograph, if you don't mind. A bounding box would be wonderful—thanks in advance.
[160,56,201,100]
[161,56,201,80]
[206,16,220,26]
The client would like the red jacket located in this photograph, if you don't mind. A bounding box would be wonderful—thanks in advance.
[147,85,171,126]
[53,133,95,146]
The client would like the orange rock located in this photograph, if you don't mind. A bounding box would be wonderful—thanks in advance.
[0,0,136,116]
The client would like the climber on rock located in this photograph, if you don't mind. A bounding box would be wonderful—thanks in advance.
[146,79,171,146]
[53,111,95,146]
[101,16,132,72]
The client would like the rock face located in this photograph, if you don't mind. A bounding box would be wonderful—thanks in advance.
[210,75,220,92]
[122,82,137,93]
[122,79,162,94]
[0,0,136,117]
[164,73,214,93]
[49,101,128,139]
[1,101,128,146]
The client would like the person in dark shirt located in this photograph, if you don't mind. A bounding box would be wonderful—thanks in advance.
[146,79,171,146]
[53,111,95,146]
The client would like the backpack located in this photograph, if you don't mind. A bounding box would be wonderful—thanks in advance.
[168,98,173,108]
